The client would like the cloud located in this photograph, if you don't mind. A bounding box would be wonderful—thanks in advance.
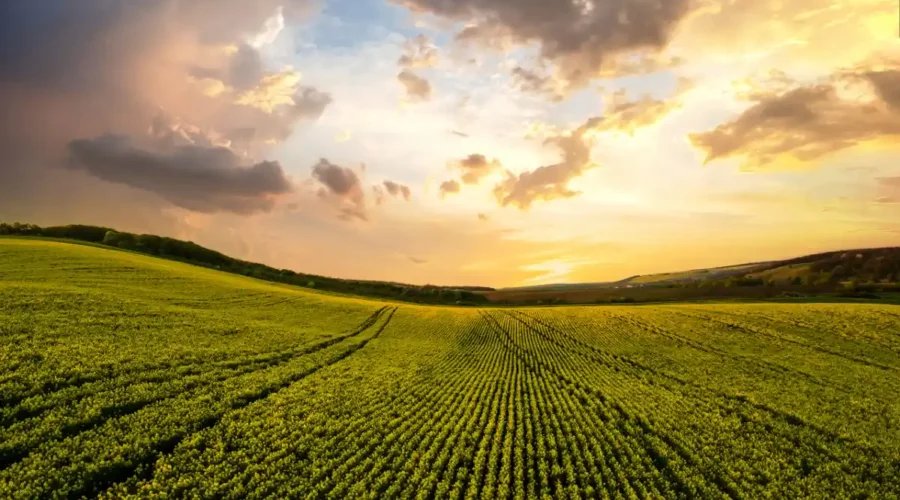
[398,34,439,68]
[595,80,692,134]
[246,6,286,48]
[451,154,503,185]
[311,158,368,220]
[690,61,900,170]
[510,66,564,102]
[510,54,683,100]
[493,118,600,209]
[67,134,292,214]
[491,82,688,209]
[0,1,329,226]
[397,69,433,101]
[394,35,436,103]
[393,0,693,92]
[383,180,412,201]
[148,112,232,150]
[439,179,461,197]
[235,72,333,117]
[222,43,265,91]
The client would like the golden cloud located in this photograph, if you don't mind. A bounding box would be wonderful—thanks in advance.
[690,59,900,170]
[235,72,304,113]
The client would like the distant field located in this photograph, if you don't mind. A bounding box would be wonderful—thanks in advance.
[2,239,900,498]
[622,263,763,285]
[748,263,812,281]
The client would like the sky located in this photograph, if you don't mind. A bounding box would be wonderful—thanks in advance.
[0,0,898,287]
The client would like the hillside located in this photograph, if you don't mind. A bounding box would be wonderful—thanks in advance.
[486,247,900,305]
[2,238,900,497]
[615,263,767,286]
[0,222,492,306]
[4,221,899,307]
[618,248,900,287]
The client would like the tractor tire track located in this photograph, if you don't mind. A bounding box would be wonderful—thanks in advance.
[0,307,391,474]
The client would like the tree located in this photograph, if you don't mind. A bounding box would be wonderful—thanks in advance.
[102,230,121,247]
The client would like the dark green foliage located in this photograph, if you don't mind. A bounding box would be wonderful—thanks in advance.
[41,224,113,242]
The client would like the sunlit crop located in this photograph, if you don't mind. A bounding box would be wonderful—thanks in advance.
[1,239,898,499]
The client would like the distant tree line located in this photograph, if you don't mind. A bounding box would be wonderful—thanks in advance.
[0,222,492,306]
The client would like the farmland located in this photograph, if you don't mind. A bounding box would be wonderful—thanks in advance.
[2,239,900,499]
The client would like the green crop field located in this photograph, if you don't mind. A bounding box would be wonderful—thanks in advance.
[2,238,899,499]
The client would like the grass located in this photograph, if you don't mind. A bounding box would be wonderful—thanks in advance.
[624,263,763,285]
[748,263,813,281]
[2,238,900,498]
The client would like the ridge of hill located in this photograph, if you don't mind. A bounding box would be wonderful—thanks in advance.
[3,221,899,307]
[0,222,491,306]
[486,247,900,305]
[614,248,900,288]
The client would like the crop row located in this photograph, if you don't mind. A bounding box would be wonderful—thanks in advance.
[2,302,898,498]
[0,307,397,499]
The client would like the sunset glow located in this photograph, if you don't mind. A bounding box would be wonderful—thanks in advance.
[1,0,898,287]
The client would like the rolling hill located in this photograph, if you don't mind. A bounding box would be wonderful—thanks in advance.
[1,238,899,497]
[487,247,900,305]
[3,221,899,306]
[0,222,493,306]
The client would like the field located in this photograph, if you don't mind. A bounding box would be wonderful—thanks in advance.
[2,239,900,499]
[621,264,764,285]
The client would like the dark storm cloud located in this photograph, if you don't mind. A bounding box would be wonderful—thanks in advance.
[67,135,292,214]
